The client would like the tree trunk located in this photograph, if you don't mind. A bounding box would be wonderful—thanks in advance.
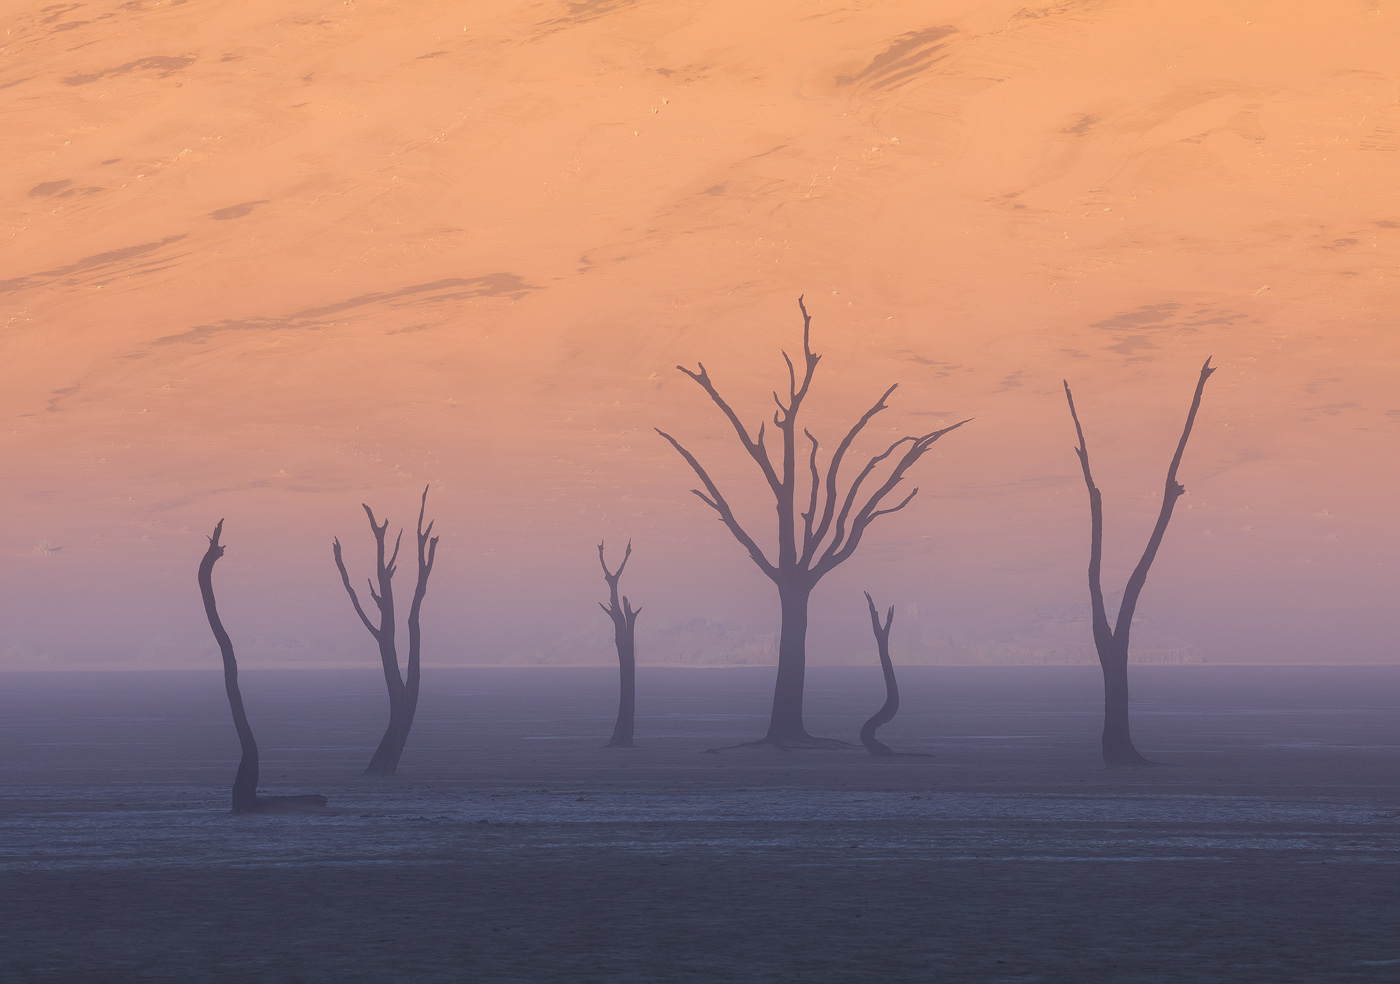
[860,594,899,756]
[364,704,412,776]
[1099,647,1151,766]
[607,629,636,747]
[598,540,641,748]
[767,581,812,742]
[364,647,410,777]
[199,522,326,813]
[197,526,261,813]
[334,491,438,778]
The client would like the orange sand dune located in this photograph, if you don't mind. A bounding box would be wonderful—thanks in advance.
[1,0,1396,667]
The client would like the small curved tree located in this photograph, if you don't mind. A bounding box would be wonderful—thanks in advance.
[859,592,900,756]
[332,486,439,776]
[657,297,968,747]
[1064,359,1215,766]
[198,520,326,813]
[598,540,641,748]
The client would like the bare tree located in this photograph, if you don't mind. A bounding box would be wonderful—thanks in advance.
[1064,359,1215,766]
[198,520,326,813]
[598,540,641,747]
[859,593,900,756]
[332,486,439,776]
[658,297,968,747]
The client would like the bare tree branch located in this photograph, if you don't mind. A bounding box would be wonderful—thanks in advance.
[803,383,898,563]
[332,538,381,639]
[1063,380,1112,651]
[1113,357,1216,641]
[865,487,919,524]
[790,295,820,411]
[405,485,439,714]
[655,428,777,577]
[676,364,783,495]
[816,419,969,576]
[801,428,821,550]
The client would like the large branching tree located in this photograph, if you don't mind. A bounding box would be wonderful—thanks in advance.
[332,486,439,776]
[658,297,968,748]
[1064,359,1215,766]
[198,520,326,813]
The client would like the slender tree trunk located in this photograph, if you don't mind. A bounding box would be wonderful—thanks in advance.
[767,580,812,742]
[860,594,899,756]
[607,625,636,747]
[198,524,260,813]
[199,521,326,813]
[364,637,408,776]
[1065,360,1213,766]
[599,540,640,748]
[1099,648,1150,766]
[335,489,438,777]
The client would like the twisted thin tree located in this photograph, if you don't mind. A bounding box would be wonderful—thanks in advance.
[598,540,641,748]
[1064,358,1215,766]
[858,593,932,758]
[333,486,439,776]
[658,297,968,747]
[860,593,900,756]
[198,520,326,813]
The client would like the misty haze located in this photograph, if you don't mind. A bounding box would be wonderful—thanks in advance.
[3,0,1398,980]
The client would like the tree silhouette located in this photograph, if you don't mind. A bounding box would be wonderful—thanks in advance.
[598,540,641,748]
[198,520,326,813]
[859,593,900,756]
[332,487,439,776]
[1064,359,1215,766]
[658,297,968,747]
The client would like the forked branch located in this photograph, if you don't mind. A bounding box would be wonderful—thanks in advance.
[1114,357,1215,638]
[1065,357,1216,647]
[814,419,970,577]
[654,427,777,578]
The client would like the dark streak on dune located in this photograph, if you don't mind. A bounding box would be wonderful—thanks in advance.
[29,180,73,197]
[46,385,80,413]
[210,201,269,220]
[835,27,956,97]
[152,274,538,346]
[295,273,537,318]
[0,234,188,293]
[63,55,194,86]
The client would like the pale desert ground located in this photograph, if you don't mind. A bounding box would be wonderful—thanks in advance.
[1,665,1396,982]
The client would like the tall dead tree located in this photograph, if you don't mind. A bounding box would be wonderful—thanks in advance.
[860,593,899,756]
[1064,358,1215,766]
[333,486,439,776]
[658,297,968,747]
[598,540,641,748]
[198,520,326,813]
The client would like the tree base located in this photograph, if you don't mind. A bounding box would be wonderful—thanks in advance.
[862,738,936,759]
[1102,740,1165,768]
[704,733,858,753]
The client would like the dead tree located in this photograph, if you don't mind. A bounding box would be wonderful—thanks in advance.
[332,486,439,776]
[1064,359,1215,766]
[657,297,968,747]
[198,520,327,813]
[598,540,641,748]
[860,593,899,756]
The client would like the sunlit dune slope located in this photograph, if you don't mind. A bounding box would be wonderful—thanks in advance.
[1,0,1396,666]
